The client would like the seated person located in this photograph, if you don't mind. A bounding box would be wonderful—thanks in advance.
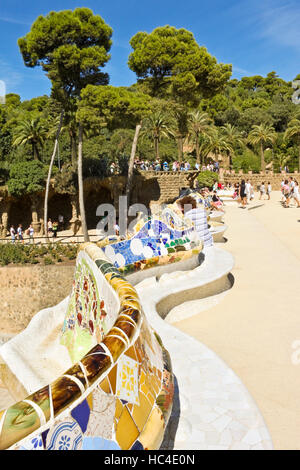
[211,191,224,211]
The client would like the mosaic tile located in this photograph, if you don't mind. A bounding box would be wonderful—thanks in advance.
[19,435,44,450]
[82,436,120,450]
[131,392,152,432]
[46,418,83,450]
[115,406,139,450]
[138,407,165,450]
[116,356,139,405]
[71,400,90,433]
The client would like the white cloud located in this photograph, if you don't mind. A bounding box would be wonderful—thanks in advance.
[259,0,300,47]
[0,16,30,26]
[0,58,23,92]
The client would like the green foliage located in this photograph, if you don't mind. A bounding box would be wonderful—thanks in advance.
[232,149,260,173]
[128,26,232,104]
[7,160,48,196]
[78,85,151,131]
[18,8,113,100]
[196,170,219,189]
[0,243,78,266]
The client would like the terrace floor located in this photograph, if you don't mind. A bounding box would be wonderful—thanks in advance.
[174,191,300,450]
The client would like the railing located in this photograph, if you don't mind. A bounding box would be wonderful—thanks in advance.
[0,234,105,246]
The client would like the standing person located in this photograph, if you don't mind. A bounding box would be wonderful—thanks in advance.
[250,182,255,201]
[259,182,266,200]
[27,224,34,244]
[292,180,300,207]
[283,179,291,207]
[47,218,53,236]
[240,180,247,208]
[113,220,120,236]
[52,221,58,238]
[58,214,64,231]
[280,179,285,202]
[17,224,24,243]
[245,180,251,204]
[267,182,272,200]
[10,225,16,244]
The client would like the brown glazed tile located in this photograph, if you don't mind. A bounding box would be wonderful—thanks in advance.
[81,344,112,386]
[28,385,51,422]
[64,363,88,389]
[106,327,130,345]
[114,320,136,342]
[51,376,82,417]
[103,336,126,362]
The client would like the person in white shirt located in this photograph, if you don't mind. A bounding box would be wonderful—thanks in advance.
[291,180,300,207]
[10,225,15,243]
[245,180,251,204]
[259,182,266,200]
[267,182,272,200]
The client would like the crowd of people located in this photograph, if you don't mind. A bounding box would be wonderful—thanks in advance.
[9,223,34,244]
[280,177,300,208]
[8,215,65,244]
[109,159,220,174]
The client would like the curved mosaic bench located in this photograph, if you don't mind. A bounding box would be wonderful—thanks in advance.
[0,244,174,450]
[96,213,204,285]
[136,246,273,450]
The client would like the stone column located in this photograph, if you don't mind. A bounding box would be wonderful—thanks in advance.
[0,199,11,239]
[30,195,41,235]
[70,194,81,235]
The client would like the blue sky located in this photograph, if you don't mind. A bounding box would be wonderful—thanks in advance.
[0,0,300,101]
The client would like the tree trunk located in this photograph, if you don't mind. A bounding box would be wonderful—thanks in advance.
[33,143,39,161]
[44,110,64,237]
[298,136,300,173]
[126,122,142,203]
[70,129,77,166]
[154,136,159,161]
[78,122,89,242]
[177,136,183,161]
[261,143,265,172]
[195,134,200,165]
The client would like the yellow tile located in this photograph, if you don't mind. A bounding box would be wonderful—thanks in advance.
[86,393,93,410]
[115,398,123,420]
[147,392,155,406]
[131,392,152,432]
[116,406,139,449]
[99,377,111,394]
[125,346,138,362]
[108,365,117,394]
[139,407,165,450]
[139,369,146,386]
[141,382,150,396]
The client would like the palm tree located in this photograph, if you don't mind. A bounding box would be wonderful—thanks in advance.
[187,111,213,165]
[13,116,46,160]
[220,123,245,169]
[205,129,234,166]
[284,117,300,172]
[248,124,277,172]
[141,112,172,161]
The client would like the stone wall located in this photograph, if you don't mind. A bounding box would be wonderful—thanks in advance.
[0,264,75,335]
[221,171,300,191]
[132,171,195,207]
